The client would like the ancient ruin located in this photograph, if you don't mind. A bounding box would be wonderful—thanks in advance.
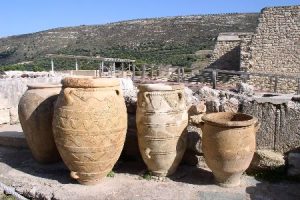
[0,4,300,200]
[210,5,300,93]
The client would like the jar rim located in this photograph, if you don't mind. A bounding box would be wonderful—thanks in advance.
[202,112,258,127]
[138,83,184,92]
[62,76,120,88]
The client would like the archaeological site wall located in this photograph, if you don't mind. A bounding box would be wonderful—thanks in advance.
[245,6,300,75]
[209,5,300,94]
[245,5,300,93]
[208,32,253,71]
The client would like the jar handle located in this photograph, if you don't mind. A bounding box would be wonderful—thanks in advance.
[255,121,261,132]
[145,148,151,159]
[64,88,74,105]
[143,92,151,104]
[70,171,79,180]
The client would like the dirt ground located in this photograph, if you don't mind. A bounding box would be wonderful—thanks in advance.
[0,146,299,200]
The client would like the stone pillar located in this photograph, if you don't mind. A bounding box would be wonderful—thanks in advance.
[51,58,54,72]
[112,62,116,77]
[75,59,78,71]
[177,67,181,83]
[150,65,153,79]
[132,64,135,81]
[121,63,124,77]
[100,61,104,77]
[157,65,161,77]
[142,65,146,82]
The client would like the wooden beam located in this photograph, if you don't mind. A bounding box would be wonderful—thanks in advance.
[45,54,135,63]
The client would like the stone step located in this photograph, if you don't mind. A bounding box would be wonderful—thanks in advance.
[0,124,27,148]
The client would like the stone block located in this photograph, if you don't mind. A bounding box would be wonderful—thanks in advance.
[205,98,220,113]
[287,152,300,177]
[241,101,276,150]
[188,101,206,115]
[236,82,254,96]
[0,109,10,125]
[9,107,19,125]
[222,97,239,113]
[247,150,285,173]
[276,103,300,153]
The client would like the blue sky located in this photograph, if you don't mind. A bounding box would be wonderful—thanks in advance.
[0,0,299,37]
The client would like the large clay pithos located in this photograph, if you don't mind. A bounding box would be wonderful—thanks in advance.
[201,112,259,187]
[18,83,61,163]
[52,77,127,185]
[136,84,188,176]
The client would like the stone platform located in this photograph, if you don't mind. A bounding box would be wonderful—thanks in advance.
[0,124,27,148]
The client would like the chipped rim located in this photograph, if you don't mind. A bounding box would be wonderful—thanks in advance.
[202,112,258,127]
[61,76,120,88]
[138,83,184,92]
[27,83,62,89]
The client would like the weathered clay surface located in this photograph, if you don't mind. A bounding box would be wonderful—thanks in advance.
[136,84,188,176]
[201,112,259,187]
[52,77,127,185]
[18,83,61,163]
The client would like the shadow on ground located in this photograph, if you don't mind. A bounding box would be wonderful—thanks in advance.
[0,146,74,184]
[169,164,215,185]
[246,182,300,200]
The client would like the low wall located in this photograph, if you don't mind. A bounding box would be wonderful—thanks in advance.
[241,96,300,153]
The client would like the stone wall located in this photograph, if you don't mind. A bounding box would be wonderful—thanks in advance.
[208,33,244,70]
[208,5,300,94]
[244,6,300,93]
[244,6,300,75]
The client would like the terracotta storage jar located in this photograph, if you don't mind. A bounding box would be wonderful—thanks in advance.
[201,112,259,187]
[136,83,188,176]
[52,77,127,185]
[18,83,61,163]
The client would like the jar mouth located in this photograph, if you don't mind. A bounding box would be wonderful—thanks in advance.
[61,76,120,88]
[138,83,184,92]
[27,83,62,89]
[202,112,258,127]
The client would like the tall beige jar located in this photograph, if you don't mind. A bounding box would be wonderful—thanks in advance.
[136,84,188,176]
[18,83,61,163]
[52,77,127,185]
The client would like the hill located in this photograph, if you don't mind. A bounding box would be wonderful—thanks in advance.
[0,13,259,70]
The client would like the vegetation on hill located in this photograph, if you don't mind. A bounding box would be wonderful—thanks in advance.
[0,13,259,71]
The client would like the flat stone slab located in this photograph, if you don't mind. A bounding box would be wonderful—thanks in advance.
[0,147,300,200]
[0,124,27,148]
